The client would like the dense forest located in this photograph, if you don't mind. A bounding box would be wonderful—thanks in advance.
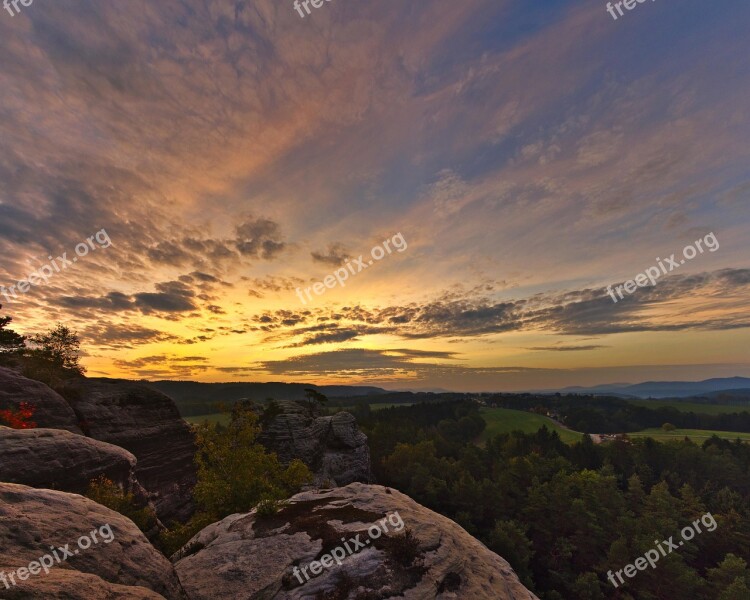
[487,394,750,434]
[357,401,750,599]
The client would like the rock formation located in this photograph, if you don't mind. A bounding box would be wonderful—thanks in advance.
[258,400,371,487]
[0,366,82,433]
[0,426,148,502]
[173,483,539,600]
[0,483,186,599]
[59,378,197,524]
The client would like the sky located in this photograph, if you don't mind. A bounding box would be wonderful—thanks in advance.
[0,0,749,391]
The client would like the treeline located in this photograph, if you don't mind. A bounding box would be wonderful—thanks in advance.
[362,401,750,599]
[488,394,750,434]
[356,400,485,463]
[328,391,469,408]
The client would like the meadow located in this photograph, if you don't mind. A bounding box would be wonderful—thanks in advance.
[629,427,750,442]
[477,407,583,445]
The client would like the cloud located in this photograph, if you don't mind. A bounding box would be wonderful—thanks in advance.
[525,345,608,352]
[234,217,287,260]
[134,280,197,313]
[311,243,350,266]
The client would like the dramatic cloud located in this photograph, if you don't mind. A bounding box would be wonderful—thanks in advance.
[0,0,747,387]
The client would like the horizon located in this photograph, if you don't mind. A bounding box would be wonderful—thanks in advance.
[1,0,749,390]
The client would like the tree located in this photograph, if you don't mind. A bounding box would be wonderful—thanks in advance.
[23,324,86,384]
[304,388,328,415]
[29,324,85,374]
[662,422,677,432]
[0,307,25,358]
[160,403,312,556]
[259,399,283,428]
[193,401,311,517]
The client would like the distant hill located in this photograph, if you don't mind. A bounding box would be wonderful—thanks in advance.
[552,377,750,399]
[143,381,387,416]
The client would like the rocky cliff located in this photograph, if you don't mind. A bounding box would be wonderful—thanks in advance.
[59,378,198,524]
[258,400,372,487]
[0,426,148,502]
[0,367,82,433]
[173,483,539,600]
[0,483,185,599]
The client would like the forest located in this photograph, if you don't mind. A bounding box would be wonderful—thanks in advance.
[357,401,750,599]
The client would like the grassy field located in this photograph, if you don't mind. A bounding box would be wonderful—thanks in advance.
[628,428,750,442]
[477,407,583,445]
[184,413,230,426]
[627,400,750,414]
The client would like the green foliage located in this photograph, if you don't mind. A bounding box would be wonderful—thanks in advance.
[709,554,750,598]
[662,422,677,431]
[255,497,283,517]
[259,399,283,427]
[362,401,750,600]
[22,324,85,385]
[192,401,311,518]
[85,476,158,533]
[304,388,328,415]
[387,529,421,567]
[0,308,25,361]
[159,402,311,556]
[158,512,216,558]
[487,520,534,587]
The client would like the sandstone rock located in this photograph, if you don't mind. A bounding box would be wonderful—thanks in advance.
[0,367,81,433]
[58,378,197,524]
[173,483,539,600]
[0,483,185,599]
[0,426,148,503]
[258,401,371,487]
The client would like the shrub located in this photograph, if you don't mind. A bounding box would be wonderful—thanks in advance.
[256,497,283,518]
[0,402,37,429]
[387,529,421,567]
[85,476,157,534]
[158,512,216,558]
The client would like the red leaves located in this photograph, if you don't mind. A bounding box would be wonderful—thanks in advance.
[0,402,37,429]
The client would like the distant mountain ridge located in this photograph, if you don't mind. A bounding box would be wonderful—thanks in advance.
[551,376,750,399]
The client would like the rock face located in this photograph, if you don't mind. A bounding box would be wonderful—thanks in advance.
[258,401,371,487]
[58,378,197,524]
[173,483,539,600]
[0,366,82,433]
[0,483,185,599]
[0,426,148,502]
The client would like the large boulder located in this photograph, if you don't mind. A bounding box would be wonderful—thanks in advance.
[0,367,81,433]
[0,483,185,599]
[59,378,197,524]
[0,426,148,502]
[258,401,371,487]
[173,483,538,600]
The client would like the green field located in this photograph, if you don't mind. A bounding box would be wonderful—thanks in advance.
[627,400,750,415]
[184,413,230,426]
[477,407,583,445]
[629,428,750,442]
